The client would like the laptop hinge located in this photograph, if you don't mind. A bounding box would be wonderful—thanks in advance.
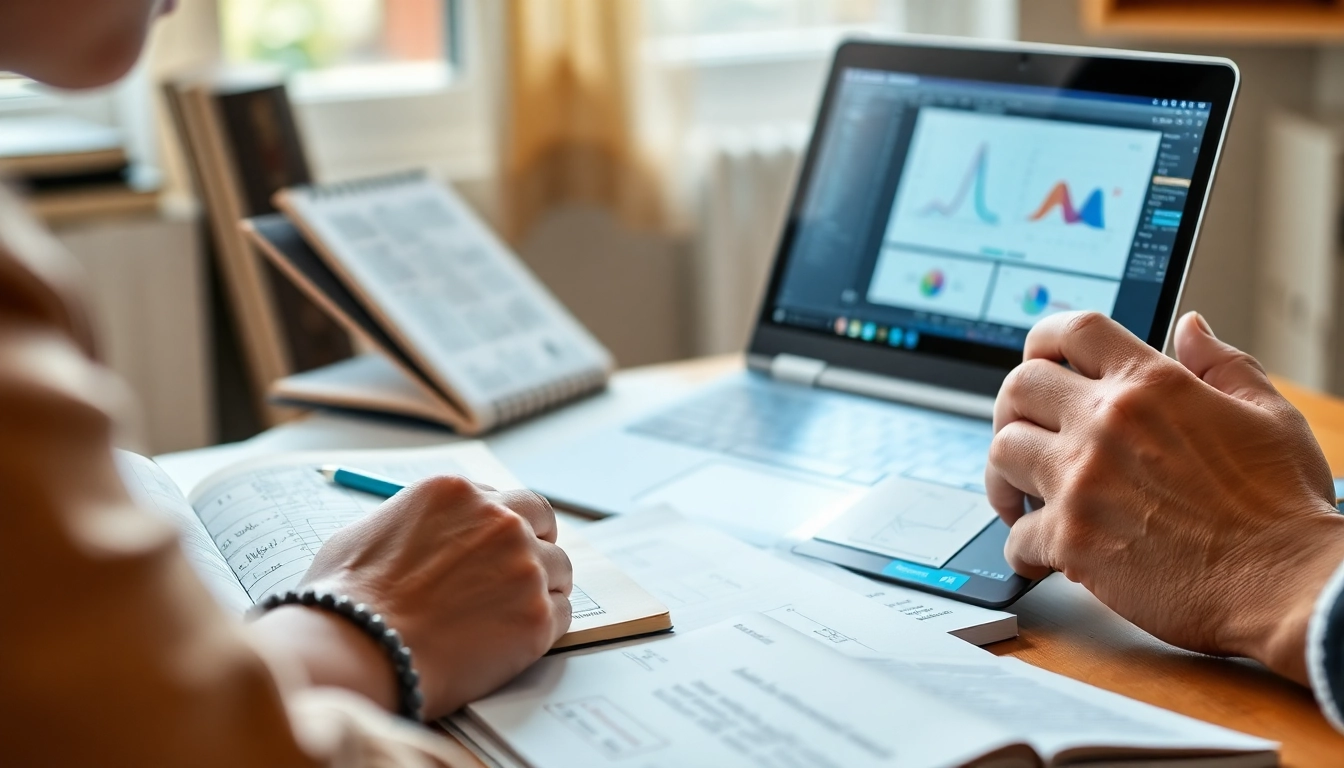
[769,354,827,387]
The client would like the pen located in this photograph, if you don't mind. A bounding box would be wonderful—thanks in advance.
[317,465,406,499]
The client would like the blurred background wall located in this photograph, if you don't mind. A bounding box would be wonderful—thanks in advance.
[7,0,1344,452]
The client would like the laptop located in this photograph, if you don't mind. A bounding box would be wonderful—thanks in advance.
[516,39,1239,607]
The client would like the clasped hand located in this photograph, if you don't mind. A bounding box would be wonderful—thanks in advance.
[252,476,573,719]
[986,310,1344,683]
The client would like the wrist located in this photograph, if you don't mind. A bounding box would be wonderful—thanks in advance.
[248,605,399,711]
[1241,512,1344,685]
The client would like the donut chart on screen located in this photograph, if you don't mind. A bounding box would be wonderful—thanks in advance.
[1022,284,1050,315]
[920,268,946,297]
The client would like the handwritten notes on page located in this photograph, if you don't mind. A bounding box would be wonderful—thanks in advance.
[116,451,253,614]
[186,443,520,603]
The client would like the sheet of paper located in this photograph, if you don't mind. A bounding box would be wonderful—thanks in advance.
[862,656,1275,761]
[579,508,984,661]
[467,614,1025,768]
[185,443,521,602]
[811,476,998,567]
[443,717,527,768]
[284,175,611,417]
[574,510,1272,763]
[779,551,1017,645]
[116,451,253,614]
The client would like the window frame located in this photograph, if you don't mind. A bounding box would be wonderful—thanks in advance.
[219,0,500,184]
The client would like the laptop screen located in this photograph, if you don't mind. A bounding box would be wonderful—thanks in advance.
[766,68,1215,369]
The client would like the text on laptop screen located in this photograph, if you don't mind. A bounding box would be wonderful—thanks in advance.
[768,69,1213,361]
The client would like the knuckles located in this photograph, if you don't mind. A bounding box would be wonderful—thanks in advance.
[987,425,1023,468]
[522,590,555,629]
[1063,310,1111,339]
[479,502,535,546]
[417,474,480,505]
[1092,368,1181,434]
[1000,358,1055,406]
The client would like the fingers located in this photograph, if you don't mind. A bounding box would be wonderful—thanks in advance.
[985,462,1028,527]
[537,540,574,596]
[994,358,1090,432]
[1002,510,1056,581]
[1023,311,1152,380]
[498,489,558,543]
[1172,312,1278,406]
[987,419,1063,507]
[549,590,574,643]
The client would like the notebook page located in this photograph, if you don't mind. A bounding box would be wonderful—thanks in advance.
[186,443,519,603]
[116,451,253,614]
[282,173,613,427]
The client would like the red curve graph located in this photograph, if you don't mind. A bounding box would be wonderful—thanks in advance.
[1027,183,1106,229]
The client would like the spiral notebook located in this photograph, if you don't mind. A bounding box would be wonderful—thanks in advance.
[251,171,614,434]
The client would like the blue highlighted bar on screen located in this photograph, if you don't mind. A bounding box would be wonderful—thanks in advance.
[880,560,971,592]
[1151,210,1182,228]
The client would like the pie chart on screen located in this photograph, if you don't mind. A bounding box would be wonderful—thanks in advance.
[920,268,946,298]
[1022,284,1050,315]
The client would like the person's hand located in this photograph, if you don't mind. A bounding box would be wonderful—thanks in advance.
[986,310,1344,683]
[251,476,573,718]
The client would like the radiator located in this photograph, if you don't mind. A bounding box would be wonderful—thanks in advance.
[689,125,808,355]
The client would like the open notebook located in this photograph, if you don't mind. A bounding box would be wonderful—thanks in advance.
[243,171,614,434]
[117,443,670,649]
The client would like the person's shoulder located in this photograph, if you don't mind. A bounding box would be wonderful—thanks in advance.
[0,180,97,353]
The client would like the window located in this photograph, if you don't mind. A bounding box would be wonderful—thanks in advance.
[644,0,1015,65]
[647,0,905,37]
[644,0,905,64]
[218,0,464,100]
[637,0,1016,134]
[214,0,496,183]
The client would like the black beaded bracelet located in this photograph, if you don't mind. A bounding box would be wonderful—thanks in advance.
[248,588,424,722]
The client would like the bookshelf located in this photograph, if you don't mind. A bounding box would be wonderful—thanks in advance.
[1081,0,1344,41]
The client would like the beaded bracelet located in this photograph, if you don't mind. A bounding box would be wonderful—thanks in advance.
[248,588,424,722]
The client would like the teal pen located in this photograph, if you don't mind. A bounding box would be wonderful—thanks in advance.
[317,465,406,498]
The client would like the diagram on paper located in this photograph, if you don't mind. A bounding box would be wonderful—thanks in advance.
[545,697,668,758]
[763,605,883,657]
[814,477,998,567]
[570,585,601,616]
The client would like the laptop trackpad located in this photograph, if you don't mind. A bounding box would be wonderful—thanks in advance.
[634,462,857,546]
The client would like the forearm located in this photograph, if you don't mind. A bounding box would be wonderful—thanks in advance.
[248,605,399,713]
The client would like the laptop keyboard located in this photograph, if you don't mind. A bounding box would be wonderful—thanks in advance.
[627,380,991,493]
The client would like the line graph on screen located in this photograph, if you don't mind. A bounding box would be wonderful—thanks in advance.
[918,143,999,225]
[884,109,1161,280]
[1027,182,1108,229]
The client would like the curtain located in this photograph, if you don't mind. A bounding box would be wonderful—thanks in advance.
[500,0,663,240]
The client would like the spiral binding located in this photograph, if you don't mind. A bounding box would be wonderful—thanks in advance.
[491,367,608,427]
[301,168,430,200]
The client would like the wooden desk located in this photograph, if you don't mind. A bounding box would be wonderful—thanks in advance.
[646,358,1344,766]
[438,357,1344,765]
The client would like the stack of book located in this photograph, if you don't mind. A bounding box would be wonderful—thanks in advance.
[163,68,353,430]
[0,115,159,224]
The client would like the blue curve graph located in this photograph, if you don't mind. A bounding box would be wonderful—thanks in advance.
[919,143,1000,225]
